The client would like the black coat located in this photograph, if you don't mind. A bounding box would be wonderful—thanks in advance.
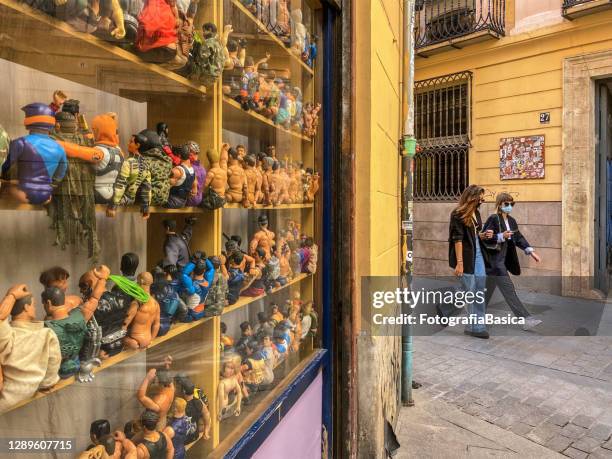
[482,214,531,276]
[448,209,490,274]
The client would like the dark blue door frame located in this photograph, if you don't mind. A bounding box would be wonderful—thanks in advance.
[223,2,340,457]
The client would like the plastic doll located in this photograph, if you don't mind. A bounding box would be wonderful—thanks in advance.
[92,0,128,41]
[86,420,136,458]
[152,267,181,336]
[249,215,275,260]
[222,25,245,70]
[134,129,173,207]
[162,217,197,273]
[156,122,175,162]
[235,321,253,355]
[241,354,273,393]
[136,410,175,457]
[302,102,315,138]
[275,84,291,129]
[254,311,275,337]
[164,398,190,459]
[201,145,228,210]
[301,301,318,339]
[265,248,282,291]
[269,303,284,324]
[43,265,110,379]
[225,147,248,205]
[290,9,306,57]
[180,256,214,321]
[166,144,197,209]
[106,132,152,219]
[204,256,228,317]
[0,125,9,171]
[1,103,67,205]
[306,170,320,202]
[183,141,205,207]
[304,33,317,67]
[299,236,319,274]
[261,156,275,205]
[217,361,242,420]
[220,321,234,351]
[135,0,179,62]
[172,0,199,68]
[138,356,175,430]
[227,252,246,305]
[243,155,259,208]
[286,162,299,203]
[277,160,292,204]
[311,103,322,137]
[184,23,227,86]
[268,160,284,205]
[174,374,211,442]
[50,108,102,258]
[0,284,62,413]
[274,0,290,38]
[90,114,125,205]
[123,272,160,349]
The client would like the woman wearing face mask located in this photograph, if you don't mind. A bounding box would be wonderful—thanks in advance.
[449,185,493,339]
[483,193,542,331]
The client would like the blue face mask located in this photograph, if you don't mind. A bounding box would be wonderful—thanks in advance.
[501,205,513,214]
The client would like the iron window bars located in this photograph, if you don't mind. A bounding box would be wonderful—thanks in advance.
[415,0,505,49]
[414,71,472,201]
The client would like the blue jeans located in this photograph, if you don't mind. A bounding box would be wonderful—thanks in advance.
[461,242,487,333]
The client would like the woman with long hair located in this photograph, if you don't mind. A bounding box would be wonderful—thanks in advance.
[448,185,492,339]
[483,193,542,331]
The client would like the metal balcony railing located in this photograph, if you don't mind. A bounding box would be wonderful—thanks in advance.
[415,0,506,49]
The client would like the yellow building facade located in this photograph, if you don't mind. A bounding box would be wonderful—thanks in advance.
[413,0,612,297]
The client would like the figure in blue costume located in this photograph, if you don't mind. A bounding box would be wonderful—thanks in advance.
[1,103,67,205]
[180,256,215,321]
[151,266,188,335]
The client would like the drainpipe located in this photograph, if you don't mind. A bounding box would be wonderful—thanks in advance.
[401,0,417,407]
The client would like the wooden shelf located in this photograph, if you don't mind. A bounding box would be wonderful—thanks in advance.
[230,0,314,77]
[1,317,212,415]
[0,0,207,101]
[223,203,313,210]
[1,274,309,415]
[223,96,311,142]
[0,202,311,213]
[223,273,309,315]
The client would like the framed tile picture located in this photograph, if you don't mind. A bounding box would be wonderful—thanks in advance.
[499,135,545,180]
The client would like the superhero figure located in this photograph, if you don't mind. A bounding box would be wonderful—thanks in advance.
[180,256,215,321]
[1,103,67,205]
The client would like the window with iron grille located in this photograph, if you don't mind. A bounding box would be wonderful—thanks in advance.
[414,71,472,201]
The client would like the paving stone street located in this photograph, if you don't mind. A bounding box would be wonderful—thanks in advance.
[407,333,612,458]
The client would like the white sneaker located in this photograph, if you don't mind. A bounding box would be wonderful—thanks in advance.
[522,317,542,331]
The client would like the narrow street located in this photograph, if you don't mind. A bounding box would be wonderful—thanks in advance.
[397,330,612,458]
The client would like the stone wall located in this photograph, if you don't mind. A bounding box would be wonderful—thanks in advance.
[413,201,562,294]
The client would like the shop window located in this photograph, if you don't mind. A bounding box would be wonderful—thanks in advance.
[414,71,471,201]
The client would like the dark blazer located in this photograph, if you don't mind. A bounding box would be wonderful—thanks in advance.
[483,214,531,276]
[448,209,489,274]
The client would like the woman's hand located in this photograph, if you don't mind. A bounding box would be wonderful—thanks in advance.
[503,230,513,239]
[479,230,494,240]
[454,261,464,277]
[531,252,541,263]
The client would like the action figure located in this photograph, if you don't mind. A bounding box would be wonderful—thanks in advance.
[225,147,247,205]
[236,54,270,111]
[124,272,160,349]
[260,156,275,205]
[300,237,319,274]
[91,114,125,205]
[137,129,173,207]
[204,256,228,317]
[243,155,259,208]
[277,160,291,204]
[151,267,185,336]
[180,257,214,321]
[227,252,245,305]
[269,303,284,323]
[217,361,242,420]
[166,144,197,209]
[290,8,306,57]
[162,217,197,273]
[174,374,211,442]
[250,214,275,260]
[156,122,175,163]
[50,106,102,259]
[183,22,227,86]
[201,146,227,210]
[254,311,275,337]
[135,0,178,63]
[137,356,175,430]
[136,410,174,458]
[185,141,206,207]
[0,125,9,179]
[43,265,110,379]
[306,170,320,202]
[1,103,67,205]
[241,248,268,297]
[106,132,152,219]
[86,419,136,458]
[220,321,234,351]
[301,301,318,339]
[0,285,61,413]
[163,398,190,459]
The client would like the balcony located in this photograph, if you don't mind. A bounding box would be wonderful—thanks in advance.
[562,0,612,19]
[415,0,505,57]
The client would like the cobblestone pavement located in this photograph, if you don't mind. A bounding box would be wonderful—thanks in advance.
[414,335,612,458]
